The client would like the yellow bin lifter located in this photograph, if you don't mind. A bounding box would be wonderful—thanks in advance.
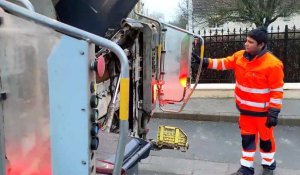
[155,125,189,152]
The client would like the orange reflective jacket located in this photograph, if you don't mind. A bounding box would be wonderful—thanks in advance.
[208,49,284,116]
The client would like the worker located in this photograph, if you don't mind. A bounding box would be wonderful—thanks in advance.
[193,27,284,175]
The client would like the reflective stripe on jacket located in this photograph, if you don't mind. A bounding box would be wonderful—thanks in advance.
[207,49,284,114]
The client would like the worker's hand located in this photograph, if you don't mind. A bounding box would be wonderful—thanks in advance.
[266,115,278,128]
[191,52,201,64]
[266,108,280,128]
[191,52,209,68]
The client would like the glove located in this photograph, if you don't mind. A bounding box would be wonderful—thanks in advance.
[266,108,280,128]
[191,52,201,64]
[191,52,209,68]
[266,115,278,128]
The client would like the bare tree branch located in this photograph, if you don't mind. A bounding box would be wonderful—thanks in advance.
[191,0,300,28]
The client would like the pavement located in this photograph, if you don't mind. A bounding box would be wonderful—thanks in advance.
[154,97,300,126]
[148,89,300,174]
[139,119,300,175]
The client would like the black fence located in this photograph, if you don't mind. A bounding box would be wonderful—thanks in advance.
[192,25,300,83]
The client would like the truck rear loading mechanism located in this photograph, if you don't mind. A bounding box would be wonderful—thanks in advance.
[0,0,204,174]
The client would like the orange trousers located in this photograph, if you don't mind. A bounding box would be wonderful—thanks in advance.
[239,115,276,169]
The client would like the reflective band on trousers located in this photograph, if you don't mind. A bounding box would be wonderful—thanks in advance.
[242,151,255,157]
[236,82,270,94]
[262,159,275,166]
[270,98,283,105]
[240,159,253,168]
[235,94,268,108]
[260,152,275,159]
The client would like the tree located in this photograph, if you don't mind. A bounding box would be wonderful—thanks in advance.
[148,12,165,21]
[178,0,208,26]
[169,12,188,29]
[193,0,300,28]
[168,0,189,29]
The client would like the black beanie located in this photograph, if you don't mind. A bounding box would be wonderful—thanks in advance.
[247,27,268,44]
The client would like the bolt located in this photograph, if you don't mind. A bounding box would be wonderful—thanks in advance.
[80,51,85,55]
[81,160,87,165]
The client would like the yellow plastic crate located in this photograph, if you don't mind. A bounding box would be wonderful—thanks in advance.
[156,125,189,151]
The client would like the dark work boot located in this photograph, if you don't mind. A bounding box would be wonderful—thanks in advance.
[262,161,276,175]
[231,171,246,175]
[231,166,254,175]
[262,168,274,175]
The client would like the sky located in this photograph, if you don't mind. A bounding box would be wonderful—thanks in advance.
[142,0,181,22]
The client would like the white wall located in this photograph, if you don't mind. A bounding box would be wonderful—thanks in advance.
[193,14,300,34]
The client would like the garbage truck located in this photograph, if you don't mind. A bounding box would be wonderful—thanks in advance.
[0,0,204,174]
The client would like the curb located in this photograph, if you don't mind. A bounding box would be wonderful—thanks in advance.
[153,112,300,126]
